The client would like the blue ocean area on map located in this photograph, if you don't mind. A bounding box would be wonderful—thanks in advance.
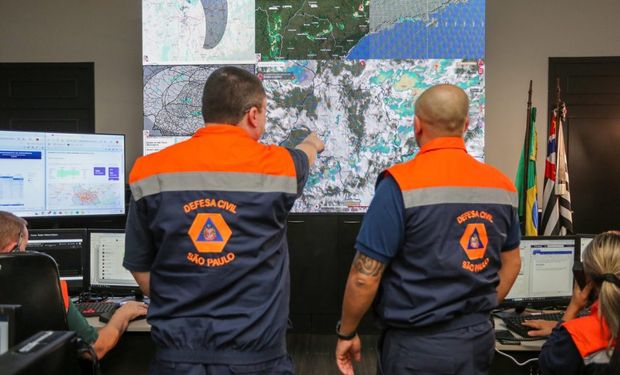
[347,0,484,59]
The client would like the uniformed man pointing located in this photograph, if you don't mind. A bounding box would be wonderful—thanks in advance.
[124,66,324,375]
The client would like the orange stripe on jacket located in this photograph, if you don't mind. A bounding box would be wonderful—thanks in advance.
[60,280,69,312]
[563,302,615,358]
[130,125,297,184]
[388,137,516,193]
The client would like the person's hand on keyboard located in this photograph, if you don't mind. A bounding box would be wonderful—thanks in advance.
[521,320,558,337]
[115,301,148,322]
[90,301,149,359]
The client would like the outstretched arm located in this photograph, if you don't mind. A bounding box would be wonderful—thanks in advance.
[295,132,324,166]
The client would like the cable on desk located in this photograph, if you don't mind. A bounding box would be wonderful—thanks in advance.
[495,348,539,366]
[77,290,111,303]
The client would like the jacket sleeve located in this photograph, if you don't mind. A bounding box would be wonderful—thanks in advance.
[539,325,584,375]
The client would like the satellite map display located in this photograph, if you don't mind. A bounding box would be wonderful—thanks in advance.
[142,0,485,212]
[256,0,370,61]
[348,0,484,59]
[259,59,485,211]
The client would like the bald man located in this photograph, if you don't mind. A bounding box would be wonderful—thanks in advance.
[335,85,521,375]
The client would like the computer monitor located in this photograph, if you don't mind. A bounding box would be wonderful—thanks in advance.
[0,130,125,218]
[86,229,139,295]
[25,229,87,293]
[503,236,578,308]
[576,234,595,260]
[0,305,19,355]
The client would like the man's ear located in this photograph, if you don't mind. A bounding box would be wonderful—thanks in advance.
[413,115,422,137]
[246,106,260,130]
[463,116,470,134]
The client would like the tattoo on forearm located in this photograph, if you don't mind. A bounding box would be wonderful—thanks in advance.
[353,253,385,277]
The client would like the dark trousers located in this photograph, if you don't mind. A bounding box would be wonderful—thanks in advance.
[150,355,294,375]
[378,320,495,375]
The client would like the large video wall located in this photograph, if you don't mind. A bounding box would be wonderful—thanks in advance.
[142,0,485,212]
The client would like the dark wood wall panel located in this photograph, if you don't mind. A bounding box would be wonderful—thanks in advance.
[549,57,620,234]
[0,63,94,133]
[569,118,620,233]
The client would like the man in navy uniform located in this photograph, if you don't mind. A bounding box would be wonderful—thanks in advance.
[124,67,324,374]
[335,84,521,375]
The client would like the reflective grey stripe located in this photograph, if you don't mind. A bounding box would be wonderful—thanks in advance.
[131,171,297,200]
[584,349,612,365]
[401,186,518,209]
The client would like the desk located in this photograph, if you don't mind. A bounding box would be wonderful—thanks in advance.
[494,317,545,351]
[492,316,546,374]
[86,316,151,332]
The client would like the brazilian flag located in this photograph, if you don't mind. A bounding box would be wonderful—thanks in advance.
[516,107,538,236]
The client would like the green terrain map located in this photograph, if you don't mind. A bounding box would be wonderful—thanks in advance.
[256,0,370,60]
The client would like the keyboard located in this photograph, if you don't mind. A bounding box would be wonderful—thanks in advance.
[75,301,119,317]
[501,313,566,338]
[501,311,590,338]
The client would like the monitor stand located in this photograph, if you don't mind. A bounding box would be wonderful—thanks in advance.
[494,303,527,319]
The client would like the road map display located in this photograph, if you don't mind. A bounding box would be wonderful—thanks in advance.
[142,0,485,212]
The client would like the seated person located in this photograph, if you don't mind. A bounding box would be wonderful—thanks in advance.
[0,211,147,359]
[522,231,620,375]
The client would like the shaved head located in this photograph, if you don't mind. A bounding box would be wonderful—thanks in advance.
[414,84,469,135]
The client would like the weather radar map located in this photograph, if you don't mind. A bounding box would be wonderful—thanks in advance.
[143,0,256,64]
[259,59,484,211]
[142,0,485,212]
[143,65,255,135]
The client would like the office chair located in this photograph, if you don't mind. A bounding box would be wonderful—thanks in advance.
[0,252,69,343]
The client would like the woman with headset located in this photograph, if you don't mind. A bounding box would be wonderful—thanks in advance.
[523,231,620,375]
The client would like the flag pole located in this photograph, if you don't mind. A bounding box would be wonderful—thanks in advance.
[521,80,533,233]
[555,78,561,140]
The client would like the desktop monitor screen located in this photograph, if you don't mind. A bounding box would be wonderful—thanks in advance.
[504,236,578,307]
[26,229,87,292]
[87,229,139,294]
[0,130,125,218]
[576,234,595,260]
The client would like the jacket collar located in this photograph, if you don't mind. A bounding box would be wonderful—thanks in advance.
[194,124,251,139]
[418,137,466,155]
